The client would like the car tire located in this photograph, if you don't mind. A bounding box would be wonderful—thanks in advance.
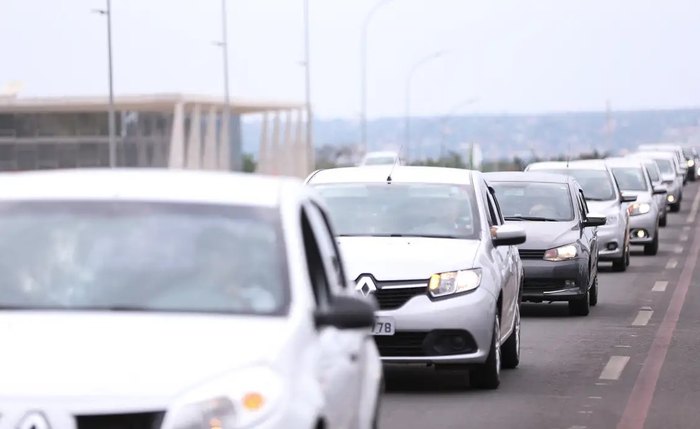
[569,290,590,316]
[660,214,667,227]
[612,254,627,272]
[670,202,681,213]
[501,305,520,369]
[644,233,659,256]
[470,316,501,389]
[589,276,598,306]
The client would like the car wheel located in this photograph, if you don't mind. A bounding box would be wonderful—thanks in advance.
[660,214,667,227]
[569,290,590,316]
[589,276,598,306]
[501,305,520,369]
[612,254,627,272]
[470,315,501,389]
[644,232,659,256]
[671,202,681,212]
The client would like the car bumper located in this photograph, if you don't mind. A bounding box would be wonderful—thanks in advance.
[373,289,496,365]
[629,212,658,244]
[521,258,587,302]
[596,224,625,260]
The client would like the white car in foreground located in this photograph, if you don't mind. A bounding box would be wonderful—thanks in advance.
[307,166,526,389]
[0,169,382,429]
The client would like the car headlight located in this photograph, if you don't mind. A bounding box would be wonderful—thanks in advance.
[161,367,284,429]
[544,244,578,262]
[667,194,676,203]
[628,202,651,216]
[688,160,695,167]
[429,268,482,298]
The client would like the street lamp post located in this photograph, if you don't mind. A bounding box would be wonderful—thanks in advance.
[93,0,116,168]
[220,0,232,170]
[404,51,445,162]
[303,0,314,173]
[360,0,393,154]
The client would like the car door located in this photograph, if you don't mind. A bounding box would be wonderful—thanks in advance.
[484,182,517,335]
[303,201,364,428]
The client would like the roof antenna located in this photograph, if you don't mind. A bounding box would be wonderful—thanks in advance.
[386,142,405,183]
[566,141,571,168]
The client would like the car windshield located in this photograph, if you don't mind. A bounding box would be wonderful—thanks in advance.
[644,162,660,182]
[490,182,574,221]
[363,156,396,165]
[314,183,480,239]
[610,167,648,191]
[0,201,288,315]
[535,169,616,201]
[654,159,675,175]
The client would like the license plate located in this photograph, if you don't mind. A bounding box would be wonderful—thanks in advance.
[372,316,395,336]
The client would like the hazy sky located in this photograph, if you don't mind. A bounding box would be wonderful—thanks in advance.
[1,0,699,119]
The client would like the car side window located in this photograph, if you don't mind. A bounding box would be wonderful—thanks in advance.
[304,202,347,294]
[300,206,331,308]
[309,201,349,289]
[482,181,502,226]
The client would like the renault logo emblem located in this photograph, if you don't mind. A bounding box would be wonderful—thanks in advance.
[17,412,51,429]
[355,275,377,297]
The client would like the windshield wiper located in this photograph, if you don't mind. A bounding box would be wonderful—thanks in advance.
[584,197,608,201]
[505,215,559,222]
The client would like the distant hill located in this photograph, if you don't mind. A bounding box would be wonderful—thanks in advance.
[242,108,700,161]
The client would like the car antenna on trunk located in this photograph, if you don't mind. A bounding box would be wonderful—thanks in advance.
[386,144,404,183]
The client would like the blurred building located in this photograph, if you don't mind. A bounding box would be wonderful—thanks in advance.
[0,93,310,176]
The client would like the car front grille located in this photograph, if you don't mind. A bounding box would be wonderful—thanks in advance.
[523,278,569,291]
[76,411,165,429]
[374,286,426,310]
[375,330,477,357]
[518,249,546,259]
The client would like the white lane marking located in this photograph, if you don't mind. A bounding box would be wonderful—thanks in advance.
[615,344,632,348]
[667,259,679,269]
[632,309,654,326]
[599,355,631,380]
[684,225,691,230]
[588,396,603,399]
[568,426,588,429]
[681,236,689,242]
[674,246,685,254]
[652,281,668,292]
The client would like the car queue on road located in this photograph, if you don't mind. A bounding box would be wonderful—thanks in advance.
[0,144,697,429]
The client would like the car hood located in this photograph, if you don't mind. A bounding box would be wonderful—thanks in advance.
[586,199,620,216]
[0,312,290,409]
[510,221,578,250]
[337,236,480,281]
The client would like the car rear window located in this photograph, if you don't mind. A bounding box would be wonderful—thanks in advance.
[0,201,289,316]
[610,167,648,191]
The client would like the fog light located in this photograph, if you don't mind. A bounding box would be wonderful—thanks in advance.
[450,336,467,351]
[668,194,676,203]
[635,229,648,238]
[565,280,576,288]
[606,242,618,251]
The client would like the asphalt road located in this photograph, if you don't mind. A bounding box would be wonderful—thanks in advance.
[379,181,700,429]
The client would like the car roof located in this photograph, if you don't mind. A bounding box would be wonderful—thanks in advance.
[307,165,474,185]
[484,171,573,184]
[629,151,678,161]
[605,157,645,168]
[527,159,608,171]
[0,168,301,207]
[639,143,683,151]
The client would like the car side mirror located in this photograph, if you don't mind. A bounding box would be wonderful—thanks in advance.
[314,295,376,330]
[653,186,668,195]
[621,193,637,203]
[583,212,607,227]
[492,224,526,246]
